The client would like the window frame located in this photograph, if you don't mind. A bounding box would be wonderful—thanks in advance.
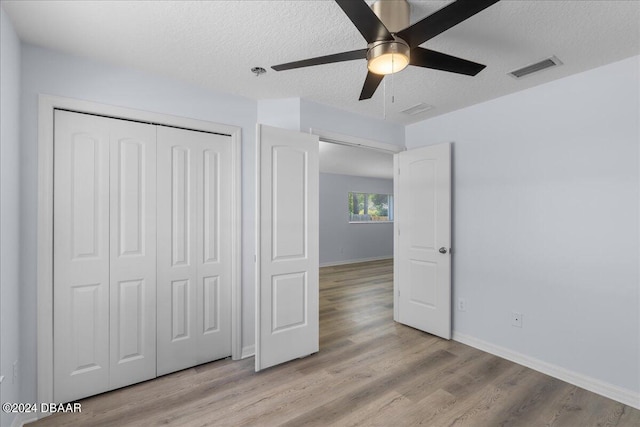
[348,191,394,224]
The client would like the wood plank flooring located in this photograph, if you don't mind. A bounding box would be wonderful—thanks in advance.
[31,259,640,426]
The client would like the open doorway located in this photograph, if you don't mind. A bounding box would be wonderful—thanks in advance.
[318,139,397,349]
[255,127,451,369]
[318,141,395,267]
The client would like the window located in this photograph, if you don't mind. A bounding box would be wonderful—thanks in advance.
[348,192,393,223]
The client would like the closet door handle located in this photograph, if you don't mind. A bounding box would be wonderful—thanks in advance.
[439,247,447,254]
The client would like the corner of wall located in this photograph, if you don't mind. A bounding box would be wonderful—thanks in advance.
[1,6,23,427]
[256,98,301,131]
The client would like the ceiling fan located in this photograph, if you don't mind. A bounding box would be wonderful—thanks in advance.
[272,0,500,100]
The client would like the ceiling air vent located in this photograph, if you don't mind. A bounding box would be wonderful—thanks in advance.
[401,103,434,116]
[508,56,562,79]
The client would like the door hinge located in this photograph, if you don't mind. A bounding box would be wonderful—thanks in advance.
[397,290,400,296]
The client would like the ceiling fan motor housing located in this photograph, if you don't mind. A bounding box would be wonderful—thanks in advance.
[367,0,411,74]
[367,37,411,74]
[372,0,410,33]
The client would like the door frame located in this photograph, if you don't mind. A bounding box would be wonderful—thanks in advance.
[37,95,242,406]
[310,128,403,319]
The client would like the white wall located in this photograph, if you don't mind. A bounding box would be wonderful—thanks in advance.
[0,7,21,427]
[257,98,301,131]
[320,173,393,266]
[19,44,258,403]
[406,56,640,400]
[257,97,405,147]
[301,98,404,147]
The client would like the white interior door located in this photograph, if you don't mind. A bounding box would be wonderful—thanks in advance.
[156,126,232,376]
[395,142,452,339]
[256,125,319,371]
[108,119,157,389]
[54,110,111,403]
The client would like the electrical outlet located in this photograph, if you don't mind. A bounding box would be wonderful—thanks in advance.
[457,298,466,311]
[12,361,18,384]
[511,312,523,328]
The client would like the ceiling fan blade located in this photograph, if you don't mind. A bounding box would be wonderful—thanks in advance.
[410,47,486,76]
[335,0,393,44]
[397,0,500,48]
[272,49,368,71]
[359,72,384,100]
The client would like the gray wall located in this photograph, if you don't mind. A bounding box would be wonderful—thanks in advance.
[0,8,21,427]
[406,55,639,396]
[320,173,393,266]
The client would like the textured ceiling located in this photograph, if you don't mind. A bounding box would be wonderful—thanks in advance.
[3,0,639,125]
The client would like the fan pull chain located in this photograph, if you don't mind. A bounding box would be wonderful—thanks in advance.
[383,77,386,119]
[391,54,395,104]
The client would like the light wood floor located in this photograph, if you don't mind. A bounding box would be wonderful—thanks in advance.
[32,259,640,426]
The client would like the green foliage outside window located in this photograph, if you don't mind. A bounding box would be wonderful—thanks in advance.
[348,192,393,222]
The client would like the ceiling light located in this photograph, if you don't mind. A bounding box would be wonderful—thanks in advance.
[367,39,410,75]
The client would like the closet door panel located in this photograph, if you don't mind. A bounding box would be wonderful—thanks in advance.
[157,126,232,375]
[109,120,157,389]
[197,139,232,363]
[54,110,111,403]
[157,130,198,375]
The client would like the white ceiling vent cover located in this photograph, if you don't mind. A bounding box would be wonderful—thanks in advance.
[401,103,434,115]
[509,56,562,79]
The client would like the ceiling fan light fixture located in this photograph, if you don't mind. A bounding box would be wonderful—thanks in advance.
[367,39,410,75]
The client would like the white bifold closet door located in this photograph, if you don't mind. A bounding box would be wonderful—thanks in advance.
[53,110,232,403]
[156,126,232,376]
[54,110,157,403]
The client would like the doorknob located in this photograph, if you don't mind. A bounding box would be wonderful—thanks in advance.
[439,247,447,254]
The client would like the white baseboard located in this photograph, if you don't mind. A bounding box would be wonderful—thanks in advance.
[12,413,38,427]
[452,331,640,410]
[241,345,255,359]
[320,256,392,268]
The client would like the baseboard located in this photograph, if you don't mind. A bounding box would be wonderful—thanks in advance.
[452,331,640,410]
[12,412,38,427]
[241,345,255,359]
[320,256,392,268]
